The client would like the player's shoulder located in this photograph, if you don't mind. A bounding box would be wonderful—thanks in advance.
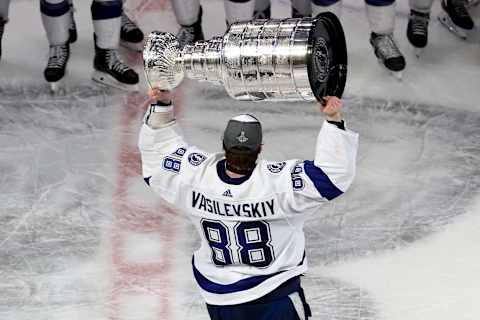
[257,159,304,189]
[182,147,222,169]
[258,159,302,176]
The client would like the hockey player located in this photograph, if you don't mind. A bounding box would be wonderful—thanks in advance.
[224,0,312,25]
[40,0,139,91]
[120,8,144,52]
[407,0,475,57]
[0,0,11,61]
[406,0,432,56]
[312,0,405,78]
[138,88,359,320]
[66,1,144,50]
[438,0,475,39]
[171,0,312,49]
[171,0,204,49]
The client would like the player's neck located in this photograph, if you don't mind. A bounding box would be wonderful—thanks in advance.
[225,169,246,179]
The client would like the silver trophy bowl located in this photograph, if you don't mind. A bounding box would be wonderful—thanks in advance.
[144,12,347,102]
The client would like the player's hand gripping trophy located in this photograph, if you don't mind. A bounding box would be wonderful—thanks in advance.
[143,12,347,103]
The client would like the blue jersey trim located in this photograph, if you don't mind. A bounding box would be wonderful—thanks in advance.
[303,161,343,200]
[193,257,284,294]
[192,256,306,294]
[216,159,253,185]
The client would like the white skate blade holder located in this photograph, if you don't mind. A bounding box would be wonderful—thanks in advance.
[414,47,424,59]
[391,70,403,81]
[47,70,68,94]
[438,12,470,40]
[92,70,139,92]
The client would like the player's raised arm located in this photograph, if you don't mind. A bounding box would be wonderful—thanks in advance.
[138,89,188,204]
[313,96,358,195]
[286,96,359,213]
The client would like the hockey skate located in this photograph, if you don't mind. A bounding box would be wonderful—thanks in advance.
[44,43,70,92]
[92,40,139,91]
[176,7,204,49]
[438,0,474,40]
[407,10,430,57]
[0,17,6,61]
[370,32,406,80]
[69,3,77,44]
[120,12,144,52]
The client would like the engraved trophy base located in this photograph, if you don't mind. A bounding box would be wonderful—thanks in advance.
[307,12,347,101]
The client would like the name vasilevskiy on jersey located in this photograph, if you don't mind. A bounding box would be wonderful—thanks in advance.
[192,191,275,218]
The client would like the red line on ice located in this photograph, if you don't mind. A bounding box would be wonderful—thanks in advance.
[108,2,185,319]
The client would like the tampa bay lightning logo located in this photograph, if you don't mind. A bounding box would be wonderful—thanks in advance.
[188,153,206,166]
[267,162,286,173]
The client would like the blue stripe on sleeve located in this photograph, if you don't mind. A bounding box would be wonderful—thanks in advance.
[191,257,310,294]
[303,160,343,200]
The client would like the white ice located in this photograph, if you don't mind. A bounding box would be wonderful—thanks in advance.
[0,0,479,320]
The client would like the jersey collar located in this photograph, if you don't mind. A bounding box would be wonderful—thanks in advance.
[216,159,253,185]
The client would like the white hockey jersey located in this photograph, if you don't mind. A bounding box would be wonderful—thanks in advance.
[138,119,358,305]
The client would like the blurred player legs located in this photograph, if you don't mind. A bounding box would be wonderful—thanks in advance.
[170,0,313,49]
[120,0,144,52]
[312,0,405,79]
[171,0,204,48]
[40,0,139,92]
[438,0,475,39]
[0,0,11,61]
[407,0,432,57]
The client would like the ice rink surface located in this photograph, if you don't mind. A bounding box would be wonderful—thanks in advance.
[0,0,479,319]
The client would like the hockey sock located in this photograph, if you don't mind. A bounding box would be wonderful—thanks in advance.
[91,0,122,49]
[311,0,343,18]
[224,0,255,25]
[365,1,396,35]
[171,0,201,26]
[409,0,434,13]
[40,0,70,45]
[291,0,312,17]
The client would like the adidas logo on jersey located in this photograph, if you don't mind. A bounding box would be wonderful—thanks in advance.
[222,189,233,197]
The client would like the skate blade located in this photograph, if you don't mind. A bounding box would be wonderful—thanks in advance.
[414,48,424,58]
[391,71,403,81]
[92,70,139,92]
[438,13,468,40]
[48,81,69,95]
[47,70,68,94]
[120,40,144,52]
[376,59,403,80]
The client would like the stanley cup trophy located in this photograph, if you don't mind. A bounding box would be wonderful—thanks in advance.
[143,12,347,102]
